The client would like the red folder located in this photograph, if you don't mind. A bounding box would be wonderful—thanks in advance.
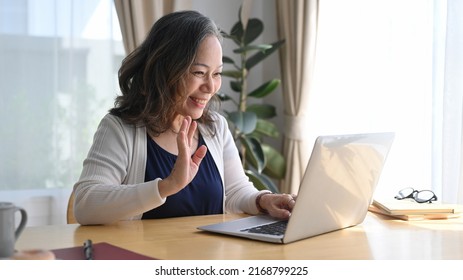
[51,242,155,260]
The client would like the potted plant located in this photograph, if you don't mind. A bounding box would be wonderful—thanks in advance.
[219,6,286,193]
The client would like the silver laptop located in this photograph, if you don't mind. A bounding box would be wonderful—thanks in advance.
[198,132,395,244]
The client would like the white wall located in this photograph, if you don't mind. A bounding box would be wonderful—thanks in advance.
[1,188,71,226]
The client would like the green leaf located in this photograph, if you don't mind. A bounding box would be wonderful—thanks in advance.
[217,92,231,101]
[244,18,264,45]
[245,169,280,193]
[220,30,231,38]
[228,111,257,134]
[221,70,242,79]
[222,56,235,64]
[247,104,276,119]
[230,80,241,92]
[246,39,285,70]
[244,170,268,191]
[241,135,265,173]
[233,44,272,54]
[255,119,279,138]
[221,30,240,46]
[262,144,286,179]
[230,22,244,45]
[248,79,281,98]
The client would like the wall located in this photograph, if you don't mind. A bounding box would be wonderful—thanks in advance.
[1,189,71,226]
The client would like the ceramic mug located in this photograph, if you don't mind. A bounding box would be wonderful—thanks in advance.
[0,202,28,259]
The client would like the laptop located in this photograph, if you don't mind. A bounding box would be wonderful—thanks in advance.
[198,132,395,244]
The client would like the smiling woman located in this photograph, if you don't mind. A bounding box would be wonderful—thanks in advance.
[72,10,297,226]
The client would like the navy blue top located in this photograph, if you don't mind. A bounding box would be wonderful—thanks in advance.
[142,134,224,219]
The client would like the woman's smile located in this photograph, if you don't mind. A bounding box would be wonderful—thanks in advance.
[189,96,208,107]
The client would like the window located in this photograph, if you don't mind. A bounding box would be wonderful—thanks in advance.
[311,0,457,199]
[0,0,124,225]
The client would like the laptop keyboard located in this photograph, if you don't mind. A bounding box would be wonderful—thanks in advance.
[240,220,288,236]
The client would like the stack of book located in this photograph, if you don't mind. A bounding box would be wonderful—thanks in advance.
[369,198,463,221]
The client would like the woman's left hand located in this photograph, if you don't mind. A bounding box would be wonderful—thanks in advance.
[259,193,297,219]
[158,116,207,198]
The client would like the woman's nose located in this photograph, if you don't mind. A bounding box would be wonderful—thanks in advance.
[201,76,215,93]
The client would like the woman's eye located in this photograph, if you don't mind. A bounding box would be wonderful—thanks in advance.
[191,71,221,78]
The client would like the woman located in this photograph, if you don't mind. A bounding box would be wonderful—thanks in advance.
[73,10,295,225]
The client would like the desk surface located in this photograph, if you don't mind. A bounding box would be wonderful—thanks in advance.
[16,212,463,260]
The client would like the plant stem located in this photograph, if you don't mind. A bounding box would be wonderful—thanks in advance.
[239,33,248,167]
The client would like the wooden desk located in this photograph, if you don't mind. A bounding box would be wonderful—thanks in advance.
[16,212,463,260]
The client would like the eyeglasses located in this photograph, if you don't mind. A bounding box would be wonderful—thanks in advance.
[394,187,437,203]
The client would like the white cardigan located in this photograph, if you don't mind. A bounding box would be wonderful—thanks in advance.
[73,112,265,225]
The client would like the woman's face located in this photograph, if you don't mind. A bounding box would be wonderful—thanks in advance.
[179,35,223,120]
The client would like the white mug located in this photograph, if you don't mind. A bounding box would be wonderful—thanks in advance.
[0,202,28,259]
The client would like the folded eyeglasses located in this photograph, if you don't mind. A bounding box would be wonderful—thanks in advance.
[394,187,437,203]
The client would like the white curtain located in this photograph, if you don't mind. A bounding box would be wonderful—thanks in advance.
[276,0,319,194]
[435,0,463,204]
[114,0,192,54]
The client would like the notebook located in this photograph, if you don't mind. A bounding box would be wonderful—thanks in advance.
[51,242,155,260]
[198,132,395,244]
